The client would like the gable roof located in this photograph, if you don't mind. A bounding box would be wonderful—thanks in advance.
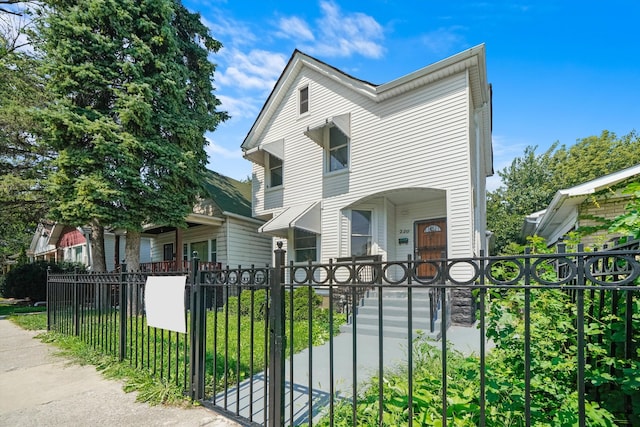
[241,45,491,163]
[200,169,252,218]
[523,163,640,241]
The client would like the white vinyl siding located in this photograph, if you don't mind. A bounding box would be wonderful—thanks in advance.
[225,217,272,267]
[149,219,271,268]
[251,65,478,263]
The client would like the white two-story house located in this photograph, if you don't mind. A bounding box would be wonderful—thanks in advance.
[241,45,493,281]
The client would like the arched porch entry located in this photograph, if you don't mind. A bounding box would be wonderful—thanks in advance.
[341,187,447,268]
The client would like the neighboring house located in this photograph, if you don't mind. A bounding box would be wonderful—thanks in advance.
[522,164,640,247]
[241,45,493,279]
[28,220,151,271]
[142,169,273,269]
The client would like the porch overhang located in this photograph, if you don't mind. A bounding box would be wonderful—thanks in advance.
[259,202,321,237]
[143,213,224,234]
[303,113,350,146]
[243,139,284,166]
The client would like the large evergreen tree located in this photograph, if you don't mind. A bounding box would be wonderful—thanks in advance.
[32,0,228,271]
[0,4,50,264]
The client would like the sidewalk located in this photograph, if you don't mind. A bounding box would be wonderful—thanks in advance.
[0,318,242,427]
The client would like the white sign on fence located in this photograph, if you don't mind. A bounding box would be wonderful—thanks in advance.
[144,276,187,334]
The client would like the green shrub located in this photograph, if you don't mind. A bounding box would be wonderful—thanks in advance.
[0,261,85,302]
[224,286,322,321]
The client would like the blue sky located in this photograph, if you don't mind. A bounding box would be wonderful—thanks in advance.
[182,0,640,191]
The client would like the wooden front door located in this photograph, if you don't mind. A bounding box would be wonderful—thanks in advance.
[415,218,447,278]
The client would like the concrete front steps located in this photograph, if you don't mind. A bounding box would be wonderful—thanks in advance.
[339,288,448,340]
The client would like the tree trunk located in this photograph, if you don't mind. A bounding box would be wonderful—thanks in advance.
[89,219,109,309]
[90,218,107,272]
[125,229,142,315]
[124,229,141,271]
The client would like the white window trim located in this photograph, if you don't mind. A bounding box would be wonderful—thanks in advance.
[350,209,373,256]
[324,125,350,175]
[266,153,283,189]
[298,84,310,117]
[292,228,319,264]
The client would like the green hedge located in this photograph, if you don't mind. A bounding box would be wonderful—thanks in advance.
[0,261,85,302]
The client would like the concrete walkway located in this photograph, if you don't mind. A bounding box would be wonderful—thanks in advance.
[214,322,493,425]
[0,317,242,427]
[1,314,492,427]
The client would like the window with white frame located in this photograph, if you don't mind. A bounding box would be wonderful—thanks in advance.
[351,210,372,256]
[299,85,309,115]
[210,239,217,263]
[74,246,83,263]
[191,241,208,261]
[267,153,283,187]
[294,228,317,262]
[328,125,349,172]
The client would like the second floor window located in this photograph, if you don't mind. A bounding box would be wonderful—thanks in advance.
[328,126,348,172]
[268,154,283,187]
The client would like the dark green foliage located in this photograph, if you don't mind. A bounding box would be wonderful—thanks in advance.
[1,260,85,301]
[0,49,51,263]
[224,289,269,321]
[488,130,640,254]
[314,250,637,426]
[30,0,228,266]
[608,181,640,240]
[224,287,323,322]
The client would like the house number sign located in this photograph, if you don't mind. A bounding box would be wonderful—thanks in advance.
[399,229,410,234]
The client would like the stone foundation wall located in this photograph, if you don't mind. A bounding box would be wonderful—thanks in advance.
[450,288,476,325]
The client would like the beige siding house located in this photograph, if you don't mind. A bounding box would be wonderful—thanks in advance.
[523,164,640,247]
[30,171,272,272]
[241,45,493,277]
[143,170,273,269]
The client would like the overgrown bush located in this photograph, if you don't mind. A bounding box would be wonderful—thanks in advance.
[224,286,322,321]
[0,261,85,302]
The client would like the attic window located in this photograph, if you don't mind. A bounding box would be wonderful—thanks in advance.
[299,86,309,115]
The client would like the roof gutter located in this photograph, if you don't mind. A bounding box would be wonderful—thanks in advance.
[222,211,265,225]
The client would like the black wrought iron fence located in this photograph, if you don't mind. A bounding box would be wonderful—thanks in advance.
[47,244,640,427]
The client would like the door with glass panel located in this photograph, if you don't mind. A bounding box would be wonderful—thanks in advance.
[414,218,446,278]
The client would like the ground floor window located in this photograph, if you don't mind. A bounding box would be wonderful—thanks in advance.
[351,210,372,256]
[191,241,208,261]
[210,239,217,263]
[164,243,173,261]
[294,229,317,262]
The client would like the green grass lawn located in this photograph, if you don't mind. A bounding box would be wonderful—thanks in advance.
[0,299,47,317]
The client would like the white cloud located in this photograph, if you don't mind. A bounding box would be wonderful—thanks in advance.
[420,26,466,54]
[216,48,287,93]
[201,14,257,47]
[205,137,244,159]
[217,94,260,120]
[486,134,530,191]
[276,16,315,41]
[294,0,385,59]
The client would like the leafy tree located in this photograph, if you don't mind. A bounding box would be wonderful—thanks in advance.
[0,6,50,264]
[487,145,556,252]
[488,131,640,253]
[608,181,640,240]
[31,0,228,272]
